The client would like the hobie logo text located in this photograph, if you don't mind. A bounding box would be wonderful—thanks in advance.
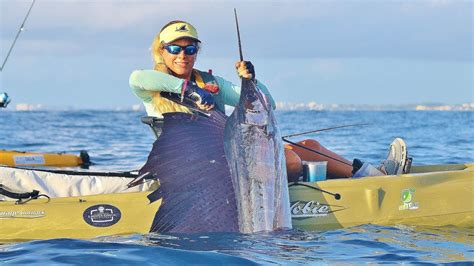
[290,201,330,218]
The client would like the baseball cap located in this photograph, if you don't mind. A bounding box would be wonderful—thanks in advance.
[159,21,200,44]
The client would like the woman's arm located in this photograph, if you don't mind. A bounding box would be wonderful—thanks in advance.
[214,76,276,109]
[129,70,184,103]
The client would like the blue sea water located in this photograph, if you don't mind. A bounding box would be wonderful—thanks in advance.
[0,110,473,264]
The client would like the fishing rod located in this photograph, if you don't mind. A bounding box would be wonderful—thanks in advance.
[283,138,353,167]
[1,0,36,72]
[282,123,370,167]
[160,92,211,118]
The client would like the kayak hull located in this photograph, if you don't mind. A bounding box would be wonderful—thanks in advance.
[290,164,474,231]
[0,164,472,242]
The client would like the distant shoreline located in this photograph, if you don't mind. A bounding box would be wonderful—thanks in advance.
[274,102,474,112]
[2,102,473,112]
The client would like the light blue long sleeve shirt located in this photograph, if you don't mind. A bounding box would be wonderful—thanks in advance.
[129,70,275,117]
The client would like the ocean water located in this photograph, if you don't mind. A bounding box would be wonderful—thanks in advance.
[0,110,473,264]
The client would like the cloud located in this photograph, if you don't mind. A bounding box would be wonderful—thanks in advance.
[3,1,188,31]
[1,0,472,62]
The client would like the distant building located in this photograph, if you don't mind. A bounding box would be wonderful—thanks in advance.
[132,104,143,111]
[15,103,43,111]
[277,102,474,111]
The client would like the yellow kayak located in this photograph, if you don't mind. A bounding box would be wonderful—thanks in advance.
[0,163,472,242]
[0,150,90,167]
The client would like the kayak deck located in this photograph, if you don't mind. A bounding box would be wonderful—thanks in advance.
[290,164,474,231]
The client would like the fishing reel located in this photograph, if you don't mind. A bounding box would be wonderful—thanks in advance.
[0,92,11,108]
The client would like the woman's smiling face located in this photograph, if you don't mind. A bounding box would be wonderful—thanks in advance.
[160,38,198,80]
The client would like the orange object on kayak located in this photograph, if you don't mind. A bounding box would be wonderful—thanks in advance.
[284,148,302,182]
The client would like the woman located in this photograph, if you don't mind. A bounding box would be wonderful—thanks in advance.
[129,20,408,180]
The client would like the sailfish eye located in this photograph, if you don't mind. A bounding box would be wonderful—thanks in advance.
[246,93,257,101]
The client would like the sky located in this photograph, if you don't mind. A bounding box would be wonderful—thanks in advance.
[0,0,472,108]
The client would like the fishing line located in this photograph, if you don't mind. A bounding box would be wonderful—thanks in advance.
[282,123,370,138]
[289,182,341,200]
[282,123,370,167]
[282,137,353,167]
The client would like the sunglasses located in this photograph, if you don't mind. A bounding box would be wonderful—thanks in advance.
[163,45,198,55]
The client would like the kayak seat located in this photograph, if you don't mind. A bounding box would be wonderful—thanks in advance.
[141,116,164,139]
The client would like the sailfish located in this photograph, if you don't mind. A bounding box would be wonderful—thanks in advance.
[223,9,291,233]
